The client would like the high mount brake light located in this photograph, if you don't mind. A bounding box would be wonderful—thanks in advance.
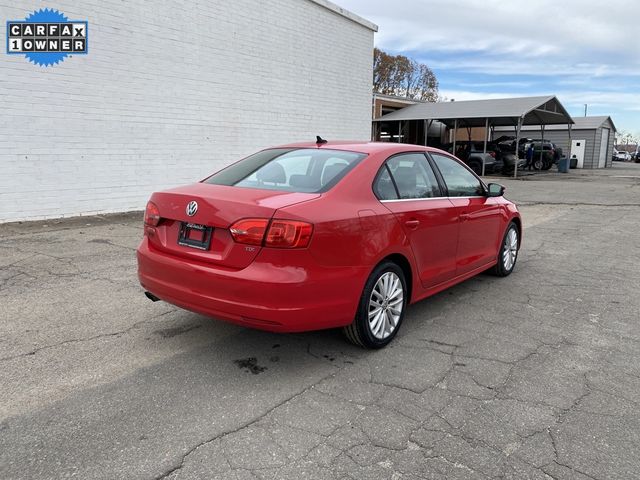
[144,201,160,227]
[230,219,313,248]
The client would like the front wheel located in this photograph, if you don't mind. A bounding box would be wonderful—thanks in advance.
[343,262,407,348]
[490,222,519,277]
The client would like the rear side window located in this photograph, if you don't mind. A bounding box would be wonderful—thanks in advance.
[373,153,441,200]
[205,148,366,193]
[430,153,484,197]
[373,167,397,200]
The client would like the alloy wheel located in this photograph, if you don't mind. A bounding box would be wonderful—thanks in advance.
[502,227,518,271]
[368,272,404,339]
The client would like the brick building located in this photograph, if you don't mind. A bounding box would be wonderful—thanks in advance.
[1,0,377,222]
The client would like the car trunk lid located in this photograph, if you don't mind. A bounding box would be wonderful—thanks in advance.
[147,183,319,269]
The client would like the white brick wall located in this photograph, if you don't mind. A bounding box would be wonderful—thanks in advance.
[0,0,375,222]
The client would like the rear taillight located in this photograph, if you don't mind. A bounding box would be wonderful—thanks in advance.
[229,219,269,245]
[229,218,313,248]
[265,220,313,248]
[144,201,160,226]
[489,151,496,158]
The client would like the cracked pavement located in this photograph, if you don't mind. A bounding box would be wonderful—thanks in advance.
[1,163,640,479]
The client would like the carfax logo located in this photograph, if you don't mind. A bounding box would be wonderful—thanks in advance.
[6,8,88,66]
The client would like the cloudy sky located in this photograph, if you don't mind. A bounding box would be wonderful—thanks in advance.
[339,0,640,138]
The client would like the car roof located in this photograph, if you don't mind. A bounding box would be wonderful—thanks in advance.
[269,140,445,156]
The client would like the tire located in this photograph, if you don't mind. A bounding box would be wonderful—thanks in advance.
[490,222,519,277]
[532,158,544,170]
[343,262,407,349]
[542,159,552,170]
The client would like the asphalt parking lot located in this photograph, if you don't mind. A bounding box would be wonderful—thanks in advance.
[1,163,639,480]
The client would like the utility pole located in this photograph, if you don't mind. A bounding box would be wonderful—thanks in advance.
[584,104,588,117]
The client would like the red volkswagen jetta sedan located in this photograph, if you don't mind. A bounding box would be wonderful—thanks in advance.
[137,140,521,348]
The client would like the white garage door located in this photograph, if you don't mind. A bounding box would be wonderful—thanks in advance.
[599,128,610,168]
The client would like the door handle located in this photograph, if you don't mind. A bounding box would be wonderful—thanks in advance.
[405,219,420,229]
[459,213,470,221]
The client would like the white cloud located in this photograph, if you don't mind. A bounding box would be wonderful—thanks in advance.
[340,0,640,67]
[338,0,640,133]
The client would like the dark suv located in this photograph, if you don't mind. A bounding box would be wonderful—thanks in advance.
[442,141,497,175]
[525,140,560,170]
[491,142,524,174]
[494,136,558,171]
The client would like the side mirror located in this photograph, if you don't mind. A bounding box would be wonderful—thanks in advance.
[487,183,505,197]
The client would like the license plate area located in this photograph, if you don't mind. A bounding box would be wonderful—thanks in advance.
[178,222,213,250]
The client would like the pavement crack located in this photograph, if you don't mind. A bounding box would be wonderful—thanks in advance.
[431,454,479,475]
[88,238,136,251]
[0,310,175,362]
[427,339,460,348]
[550,461,601,480]
[369,380,424,395]
[152,367,348,480]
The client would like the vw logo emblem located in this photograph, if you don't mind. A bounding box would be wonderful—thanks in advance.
[186,201,198,217]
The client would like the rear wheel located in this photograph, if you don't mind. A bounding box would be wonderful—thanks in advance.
[532,157,544,170]
[343,262,407,348]
[490,222,519,277]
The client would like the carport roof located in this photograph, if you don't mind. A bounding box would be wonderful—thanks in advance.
[496,115,616,132]
[374,95,574,127]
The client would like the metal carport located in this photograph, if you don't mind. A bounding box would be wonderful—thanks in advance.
[373,96,574,177]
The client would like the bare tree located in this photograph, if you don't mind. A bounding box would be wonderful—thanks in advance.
[373,48,439,102]
[415,63,439,102]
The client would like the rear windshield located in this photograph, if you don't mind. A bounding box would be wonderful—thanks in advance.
[204,148,367,193]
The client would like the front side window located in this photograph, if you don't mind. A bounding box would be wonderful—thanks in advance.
[205,148,366,193]
[430,153,484,197]
[373,153,441,200]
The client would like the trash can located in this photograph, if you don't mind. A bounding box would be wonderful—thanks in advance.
[558,156,569,173]
[569,155,578,169]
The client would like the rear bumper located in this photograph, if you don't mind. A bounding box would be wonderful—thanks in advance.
[137,238,368,332]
